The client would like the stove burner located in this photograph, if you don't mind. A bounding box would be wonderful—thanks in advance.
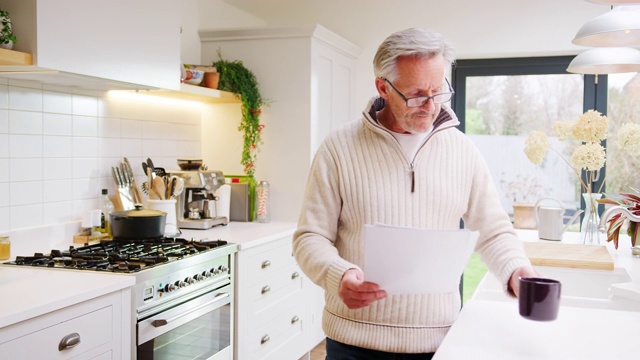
[8,237,229,273]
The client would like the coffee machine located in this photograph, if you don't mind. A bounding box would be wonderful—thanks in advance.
[170,170,229,229]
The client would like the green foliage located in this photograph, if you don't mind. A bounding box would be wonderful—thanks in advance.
[465,109,487,135]
[213,50,265,180]
[0,10,17,45]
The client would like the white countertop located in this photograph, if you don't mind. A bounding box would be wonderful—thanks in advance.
[0,267,134,329]
[0,221,297,331]
[434,229,640,359]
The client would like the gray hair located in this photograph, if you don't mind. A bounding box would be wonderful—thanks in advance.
[373,28,456,81]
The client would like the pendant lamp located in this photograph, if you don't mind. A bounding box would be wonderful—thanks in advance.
[572,5,640,47]
[567,47,640,74]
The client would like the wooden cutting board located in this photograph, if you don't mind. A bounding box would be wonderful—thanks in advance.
[524,242,614,270]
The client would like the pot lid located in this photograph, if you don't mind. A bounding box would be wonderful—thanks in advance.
[112,204,166,217]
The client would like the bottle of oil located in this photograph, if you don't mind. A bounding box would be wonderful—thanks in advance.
[97,189,114,238]
[0,236,10,260]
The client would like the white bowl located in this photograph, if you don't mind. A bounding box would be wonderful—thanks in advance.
[184,69,204,85]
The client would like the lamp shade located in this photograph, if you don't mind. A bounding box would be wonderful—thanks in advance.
[572,5,640,47]
[567,47,640,74]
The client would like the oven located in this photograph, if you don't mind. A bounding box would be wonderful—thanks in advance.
[4,237,237,360]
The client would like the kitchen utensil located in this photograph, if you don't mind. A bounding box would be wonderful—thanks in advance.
[153,176,166,200]
[110,205,167,240]
[154,167,167,178]
[524,242,614,270]
[167,176,176,199]
[124,157,143,204]
[172,177,185,197]
[534,198,583,241]
[115,166,135,210]
[518,277,561,321]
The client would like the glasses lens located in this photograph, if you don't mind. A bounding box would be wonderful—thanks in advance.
[405,93,453,107]
[433,93,453,104]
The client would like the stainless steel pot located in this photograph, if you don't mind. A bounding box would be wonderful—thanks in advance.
[110,205,167,240]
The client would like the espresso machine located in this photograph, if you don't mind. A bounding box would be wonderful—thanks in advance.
[170,169,229,229]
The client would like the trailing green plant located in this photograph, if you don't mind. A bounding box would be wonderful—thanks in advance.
[213,50,266,180]
[0,10,17,47]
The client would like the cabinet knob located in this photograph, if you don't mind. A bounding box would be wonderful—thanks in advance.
[261,285,271,294]
[291,315,300,324]
[58,332,81,351]
[291,271,300,280]
[261,334,270,344]
[261,260,271,269]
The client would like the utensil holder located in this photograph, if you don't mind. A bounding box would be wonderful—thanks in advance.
[146,199,178,236]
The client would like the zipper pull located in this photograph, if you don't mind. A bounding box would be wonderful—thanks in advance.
[411,168,415,193]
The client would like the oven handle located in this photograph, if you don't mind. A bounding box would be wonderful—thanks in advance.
[151,292,229,327]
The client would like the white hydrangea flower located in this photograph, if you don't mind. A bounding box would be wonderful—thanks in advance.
[524,131,549,165]
[571,142,606,171]
[617,122,640,157]
[572,109,609,143]
[552,121,573,141]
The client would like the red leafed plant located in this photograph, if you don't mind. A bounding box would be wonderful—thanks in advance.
[598,189,640,249]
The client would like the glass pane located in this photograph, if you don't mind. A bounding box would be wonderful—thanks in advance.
[465,74,584,229]
[606,73,640,196]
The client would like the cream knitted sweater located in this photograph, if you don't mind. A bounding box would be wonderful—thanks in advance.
[293,98,531,353]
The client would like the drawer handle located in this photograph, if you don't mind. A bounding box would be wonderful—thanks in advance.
[261,285,271,294]
[291,271,300,280]
[291,315,300,324]
[58,332,81,351]
[261,334,270,344]
[261,260,271,269]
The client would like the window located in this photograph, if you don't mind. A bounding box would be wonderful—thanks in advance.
[451,56,608,229]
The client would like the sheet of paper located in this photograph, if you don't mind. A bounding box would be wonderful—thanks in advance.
[363,224,478,294]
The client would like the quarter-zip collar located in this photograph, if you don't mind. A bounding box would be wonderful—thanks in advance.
[362,96,460,192]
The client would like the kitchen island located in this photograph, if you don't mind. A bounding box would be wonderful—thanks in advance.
[434,230,640,359]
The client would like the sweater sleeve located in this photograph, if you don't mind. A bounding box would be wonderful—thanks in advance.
[293,143,361,297]
[462,143,532,296]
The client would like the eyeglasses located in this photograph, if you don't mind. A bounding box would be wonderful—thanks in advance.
[384,78,454,107]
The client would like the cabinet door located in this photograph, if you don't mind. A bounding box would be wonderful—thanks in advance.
[35,0,180,90]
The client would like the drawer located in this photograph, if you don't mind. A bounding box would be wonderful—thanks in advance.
[252,281,306,326]
[0,306,112,359]
[247,263,304,312]
[248,302,305,357]
[243,241,296,285]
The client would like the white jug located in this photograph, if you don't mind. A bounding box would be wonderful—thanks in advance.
[534,198,583,241]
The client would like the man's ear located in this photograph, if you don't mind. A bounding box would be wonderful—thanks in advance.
[375,77,390,100]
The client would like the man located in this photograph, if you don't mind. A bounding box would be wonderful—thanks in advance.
[293,28,537,359]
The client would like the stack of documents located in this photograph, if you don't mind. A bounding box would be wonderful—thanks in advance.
[363,224,478,294]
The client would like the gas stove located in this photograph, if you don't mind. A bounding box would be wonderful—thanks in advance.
[5,237,229,273]
[4,236,238,359]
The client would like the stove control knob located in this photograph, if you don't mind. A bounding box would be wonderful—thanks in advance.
[164,283,176,292]
[202,270,212,278]
[175,280,186,288]
[218,265,229,273]
[184,277,195,285]
[212,268,220,275]
[195,274,204,281]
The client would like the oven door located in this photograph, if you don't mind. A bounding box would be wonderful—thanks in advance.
[137,284,232,360]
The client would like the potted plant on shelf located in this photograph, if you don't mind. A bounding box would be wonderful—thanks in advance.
[501,174,550,229]
[213,50,267,182]
[0,9,17,50]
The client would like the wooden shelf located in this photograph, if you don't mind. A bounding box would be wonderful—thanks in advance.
[148,84,241,104]
[0,48,33,66]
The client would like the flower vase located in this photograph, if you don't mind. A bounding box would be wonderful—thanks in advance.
[581,192,602,245]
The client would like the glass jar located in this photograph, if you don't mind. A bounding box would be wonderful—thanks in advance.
[255,180,270,223]
[0,236,10,260]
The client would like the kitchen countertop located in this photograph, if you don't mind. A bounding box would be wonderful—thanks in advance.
[434,229,640,359]
[0,267,134,329]
[0,221,297,332]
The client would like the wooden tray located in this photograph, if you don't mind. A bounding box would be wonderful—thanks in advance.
[524,242,614,270]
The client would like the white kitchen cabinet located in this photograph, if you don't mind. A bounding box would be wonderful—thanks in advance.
[235,234,325,360]
[0,288,131,360]
[199,24,362,222]
[0,0,180,90]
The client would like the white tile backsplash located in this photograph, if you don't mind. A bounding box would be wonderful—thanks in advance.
[9,110,42,134]
[43,91,73,114]
[0,109,8,131]
[72,115,98,137]
[43,136,73,158]
[9,86,43,112]
[9,134,43,158]
[43,113,73,135]
[2,84,202,233]
[10,158,42,182]
[10,181,43,206]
